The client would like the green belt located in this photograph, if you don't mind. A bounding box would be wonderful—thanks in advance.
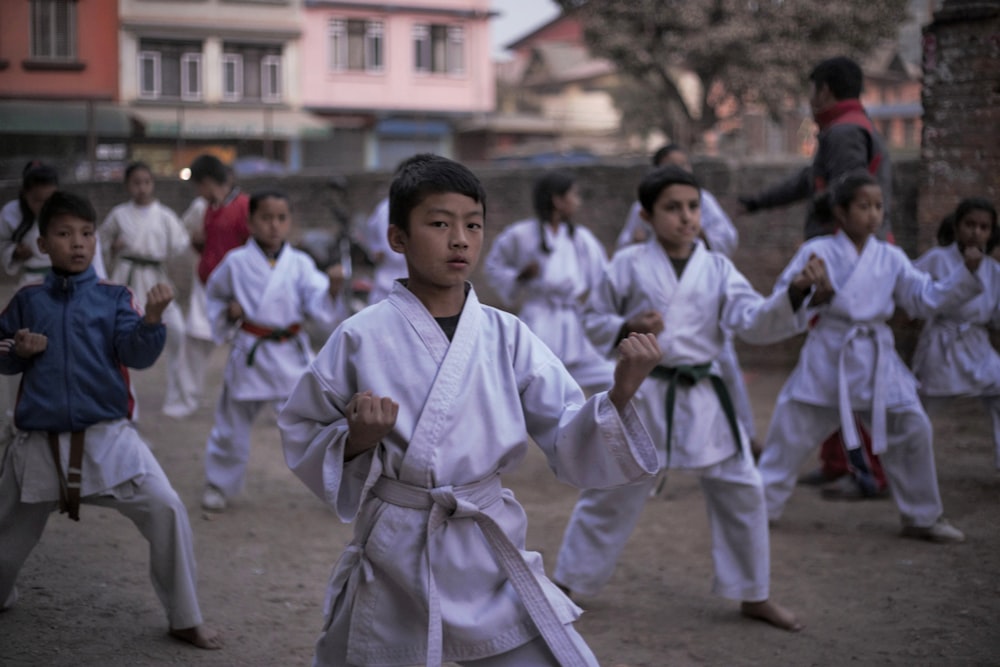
[649,363,743,466]
[120,255,163,285]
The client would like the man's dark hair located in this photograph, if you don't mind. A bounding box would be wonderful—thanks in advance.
[388,153,486,233]
[38,190,97,236]
[189,154,229,185]
[809,56,864,100]
[637,165,701,213]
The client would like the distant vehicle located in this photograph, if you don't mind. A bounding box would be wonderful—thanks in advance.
[231,156,288,177]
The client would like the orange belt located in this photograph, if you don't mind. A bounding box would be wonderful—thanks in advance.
[239,321,302,366]
[47,431,85,521]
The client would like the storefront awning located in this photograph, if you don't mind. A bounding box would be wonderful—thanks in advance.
[132,107,332,140]
[0,100,137,137]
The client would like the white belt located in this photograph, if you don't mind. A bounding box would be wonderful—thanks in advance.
[371,475,589,667]
[835,321,892,454]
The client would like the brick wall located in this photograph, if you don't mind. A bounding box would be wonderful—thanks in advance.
[918,0,1000,251]
[0,157,925,368]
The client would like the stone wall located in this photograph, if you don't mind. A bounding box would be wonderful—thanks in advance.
[918,0,1000,250]
[0,157,925,367]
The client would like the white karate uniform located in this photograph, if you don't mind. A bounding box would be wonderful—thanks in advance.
[101,200,195,417]
[555,239,801,600]
[485,219,614,393]
[616,194,754,437]
[176,197,213,414]
[364,197,408,305]
[0,419,203,628]
[911,244,1000,469]
[278,283,658,667]
[758,232,984,526]
[203,240,346,498]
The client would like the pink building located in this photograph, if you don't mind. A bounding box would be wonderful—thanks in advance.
[300,0,495,170]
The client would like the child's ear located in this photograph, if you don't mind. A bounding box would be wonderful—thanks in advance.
[36,236,49,256]
[639,207,651,223]
[387,224,407,253]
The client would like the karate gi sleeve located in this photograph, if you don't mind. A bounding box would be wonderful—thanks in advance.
[163,206,193,258]
[0,294,31,375]
[0,202,25,277]
[278,333,382,522]
[700,191,738,258]
[483,225,529,308]
[204,259,238,344]
[114,287,166,369]
[615,202,649,249]
[894,248,984,319]
[302,259,350,335]
[721,260,804,344]
[515,322,658,488]
[580,260,628,356]
[98,208,119,271]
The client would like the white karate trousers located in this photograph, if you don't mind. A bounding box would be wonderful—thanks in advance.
[203,381,279,497]
[0,446,203,629]
[554,453,769,602]
[758,391,944,527]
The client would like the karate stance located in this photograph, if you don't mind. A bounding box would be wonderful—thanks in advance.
[912,197,1000,470]
[0,191,219,650]
[200,190,346,512]
[555,166,809,631]
[279,154,663,667]
[758,171,982,542]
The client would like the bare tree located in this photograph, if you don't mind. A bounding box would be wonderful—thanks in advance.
[554,0,909,142]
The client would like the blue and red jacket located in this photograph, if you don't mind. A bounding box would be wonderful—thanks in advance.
[0,266,165,432]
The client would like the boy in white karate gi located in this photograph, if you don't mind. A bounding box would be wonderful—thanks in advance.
[101,161,195,419]
[555,165,818,632]
[200,190,347,512]
[279,154,664,667]
[0,191,219,650]
[615,144,757,454]
[912,197,1000,469]
[758,171,983,542]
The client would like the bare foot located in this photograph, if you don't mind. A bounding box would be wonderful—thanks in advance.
[740,599,803,632]
[169,625,223,649]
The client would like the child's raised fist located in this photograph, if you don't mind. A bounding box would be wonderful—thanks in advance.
[144,284,174,324]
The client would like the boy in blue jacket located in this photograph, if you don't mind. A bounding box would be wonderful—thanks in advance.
[0,191,220,649]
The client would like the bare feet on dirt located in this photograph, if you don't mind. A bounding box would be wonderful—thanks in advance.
[740,599,803,632]
[169,625,223,649]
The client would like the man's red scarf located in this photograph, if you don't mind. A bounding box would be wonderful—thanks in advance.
[812,99,882,192]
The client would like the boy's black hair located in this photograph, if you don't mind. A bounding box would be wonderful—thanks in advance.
[189,154,229,185]
[249,189,291,216]
[388,153,486,233]
[124,161,152,183]
[38,191,97,236]
[637,165,701,213]
[809,56,864,100]
[651,143,683,167]
[828,170,879,210]
[15,162,60,244]
[942,197,1000,253]
[532,170,576,253]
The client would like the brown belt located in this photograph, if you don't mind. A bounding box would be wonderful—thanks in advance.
[47,431,85,521]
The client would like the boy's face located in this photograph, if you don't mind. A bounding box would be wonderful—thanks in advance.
[956,209,993,253]
[641,184,701,257]
[249,196,292,256]
[388,191,484,295]
[837,184,883,247]
[127,169,155,206]
[37,215,97,274]
[810,81,836,116]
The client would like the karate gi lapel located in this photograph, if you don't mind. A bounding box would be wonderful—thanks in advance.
[387,282,482,488]
[827,232,872,314]
[246,241,296,326]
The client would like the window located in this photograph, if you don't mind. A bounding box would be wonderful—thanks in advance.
[30,0,76,60]
[413,24,463,75]
[221,43,283,102]
[222,54,243,101]
[328,19,383,72]
[137,40,203,101]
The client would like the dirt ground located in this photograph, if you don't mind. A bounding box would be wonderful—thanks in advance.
[1,331,999,666]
